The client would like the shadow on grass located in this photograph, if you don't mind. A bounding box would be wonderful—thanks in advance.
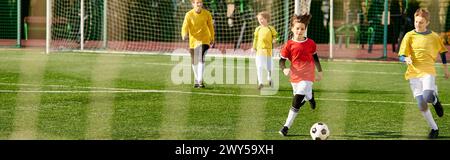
[332,131,450,140]
[313,89,406,95]
[275,88,407,96]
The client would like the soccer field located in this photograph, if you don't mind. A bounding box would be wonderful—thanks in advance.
[0,49,449,140]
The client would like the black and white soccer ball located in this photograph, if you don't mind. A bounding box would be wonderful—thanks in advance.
[310,122,330,140]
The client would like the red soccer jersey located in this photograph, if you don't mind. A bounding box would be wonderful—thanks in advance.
[280,39,317,83]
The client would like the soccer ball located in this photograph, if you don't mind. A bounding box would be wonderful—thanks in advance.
[310,122,330,140]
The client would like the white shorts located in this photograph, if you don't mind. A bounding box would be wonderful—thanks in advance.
[409,74,437,98]
[291,81,313,100]
[255,55,273,71]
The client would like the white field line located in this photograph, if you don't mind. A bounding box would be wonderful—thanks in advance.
[143,62,404,75]
[1,82,448,106]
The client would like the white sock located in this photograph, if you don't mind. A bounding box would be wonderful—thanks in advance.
[422,109,438,130]
[257,66,263,85]
[197,62,204,83]
[267,57,272,81]
[283,108,298,128]
[255,56,264,85]
[192,64,198,84]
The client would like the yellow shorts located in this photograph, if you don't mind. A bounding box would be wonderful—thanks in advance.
[256,49,272,57]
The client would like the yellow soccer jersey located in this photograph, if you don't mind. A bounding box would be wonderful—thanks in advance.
[182,9,215,49]
[253,26,277,56]
[399,30,448,80]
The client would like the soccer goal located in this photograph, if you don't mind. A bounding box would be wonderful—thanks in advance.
[46,0,399,60]
[45,0,315,54]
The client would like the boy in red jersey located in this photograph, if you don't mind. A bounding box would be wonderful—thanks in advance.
[279,14,323,136]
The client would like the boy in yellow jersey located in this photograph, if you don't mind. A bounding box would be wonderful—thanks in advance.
[399,8,449,139]
[252,11,277,90]
[182,0,215,88]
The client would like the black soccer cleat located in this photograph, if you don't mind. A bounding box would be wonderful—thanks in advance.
[199,82,206,88]
[428,129,439,139]
[194,84,200,88]
[258,84,264,90]
[279,126,289,136]
[432,97,444,117]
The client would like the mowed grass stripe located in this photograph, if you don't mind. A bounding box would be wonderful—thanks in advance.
[236,87,266,139]
[0,51,22,139]
[86,54,122,139]
[10,53,47,139]
[185,93,240,139]
[337,63,407,139]
[235,60,264,140]
[112,56,172,140]
[316,62,350,140]
[37,53,98,139]
[236,97,265,140]
[159,61,190,140]
[158,92,189,140]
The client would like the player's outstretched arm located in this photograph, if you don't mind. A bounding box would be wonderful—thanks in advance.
[444,65,449,79]
[440,52,449,79]
[181,14,190,41]
[207,13,215,46]
[279,58,290,76]
[313,53,323,81]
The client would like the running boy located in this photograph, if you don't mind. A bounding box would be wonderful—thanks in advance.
[279,14,323,136]
[182,0,215,88]
[398,8,449,139]
[253,11,278,90]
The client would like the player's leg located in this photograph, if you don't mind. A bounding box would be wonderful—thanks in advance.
[197,44,210,88]
[416,95,439,138]
[266,53,273,87]
[410,78,439,138]
[309,91,316,110]
[190,48,200,88]
[279,94,305,136]
[279,82,309,136]
[301,81,315,110]
[421,75,443,117]
[255,55,264,90]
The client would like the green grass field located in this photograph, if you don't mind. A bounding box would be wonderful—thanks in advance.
[0,49,449,140]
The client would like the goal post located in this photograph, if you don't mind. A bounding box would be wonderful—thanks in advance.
[46,0,51,53]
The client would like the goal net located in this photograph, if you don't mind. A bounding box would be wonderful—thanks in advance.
[47,0,302,54]
[48,0,419,60]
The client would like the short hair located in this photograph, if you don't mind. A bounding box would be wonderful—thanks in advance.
[291,14,312,27]
[257,11,271,23]
[414,8,430,21]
